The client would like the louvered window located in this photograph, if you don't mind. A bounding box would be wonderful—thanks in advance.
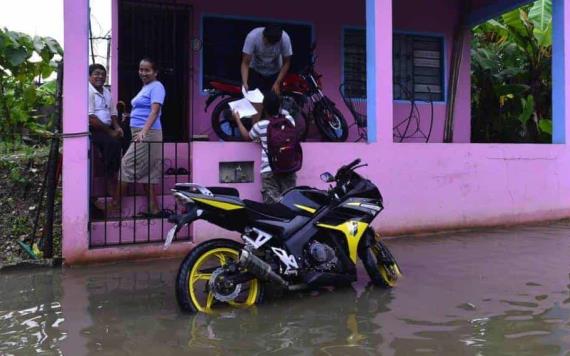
[342,28,367,98]
[393,33,444,101]
[342,30,445,101]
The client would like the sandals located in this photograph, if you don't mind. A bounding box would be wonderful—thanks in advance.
[93,199,120,212]
[166,167,189,176]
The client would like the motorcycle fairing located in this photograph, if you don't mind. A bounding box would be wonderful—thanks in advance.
[316,221,369,263]
[191,196,244,211]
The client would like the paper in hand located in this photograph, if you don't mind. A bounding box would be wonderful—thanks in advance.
[228,98,258,118]
[242,86,264,103]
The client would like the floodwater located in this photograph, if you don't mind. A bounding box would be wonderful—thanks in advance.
[1,223,570,355]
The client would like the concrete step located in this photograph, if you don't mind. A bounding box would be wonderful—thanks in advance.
[91,173,192,198]
[89,218,192,247]
[91,195,184,220]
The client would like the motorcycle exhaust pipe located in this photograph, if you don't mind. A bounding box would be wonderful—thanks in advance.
[239,250,288,289]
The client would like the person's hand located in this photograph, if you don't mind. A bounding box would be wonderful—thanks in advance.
[114,127,124,138]
[242,83,249,92]
[121,113,130,123]
[272,83,281,95]
[232,110,241,123]
[134,128,148,143]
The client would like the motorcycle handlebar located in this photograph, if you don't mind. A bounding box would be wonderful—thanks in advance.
[346,158,361,170]
[336,159,361,178]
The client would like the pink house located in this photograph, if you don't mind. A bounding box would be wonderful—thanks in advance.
[62,0,569,264]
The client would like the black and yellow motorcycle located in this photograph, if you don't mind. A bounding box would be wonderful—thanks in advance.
[164,159,401,313]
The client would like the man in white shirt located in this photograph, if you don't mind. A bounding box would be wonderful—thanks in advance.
[88,64,123,208]
[241,24,293,95]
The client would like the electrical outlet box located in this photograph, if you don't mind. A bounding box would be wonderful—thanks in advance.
[219,161,254,183]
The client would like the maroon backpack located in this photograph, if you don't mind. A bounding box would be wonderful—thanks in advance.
[266,115,303,174]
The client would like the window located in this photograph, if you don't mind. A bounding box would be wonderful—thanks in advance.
[342,28,366,98]
[202,16,313,90]
[393,33,444,102]
[342,30,444,102]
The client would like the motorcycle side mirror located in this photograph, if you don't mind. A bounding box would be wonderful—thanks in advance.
[320,172,335,183]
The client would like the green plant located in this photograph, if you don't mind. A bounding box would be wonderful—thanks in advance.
[471,0,552,143]
[0,28,63,138]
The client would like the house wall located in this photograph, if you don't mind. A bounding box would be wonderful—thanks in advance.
[187,0,366,142]
[393,0,471,143]
[111,0,471,144]
[62,0,570,264]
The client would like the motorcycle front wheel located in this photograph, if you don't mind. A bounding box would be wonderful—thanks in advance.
[176,239,265,313]
[313,98,349,142]
[211,97,253,141]
[361,239,402,288]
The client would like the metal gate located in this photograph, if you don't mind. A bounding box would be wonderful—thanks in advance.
[88,0,194,248]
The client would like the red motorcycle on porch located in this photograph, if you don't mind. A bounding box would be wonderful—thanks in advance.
[204,46,349,142]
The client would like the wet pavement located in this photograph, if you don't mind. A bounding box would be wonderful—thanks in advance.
[1,222,570,355]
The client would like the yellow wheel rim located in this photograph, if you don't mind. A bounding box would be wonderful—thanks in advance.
[379,263,400,287]
[189,247,260,313]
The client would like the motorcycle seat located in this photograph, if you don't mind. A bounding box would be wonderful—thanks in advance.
[206,186,239,198]
[243,199,297,220]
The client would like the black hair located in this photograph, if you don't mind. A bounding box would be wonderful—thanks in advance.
[140,57,159,72]
[263,91,281,117]
[263,24,283,44]
[89,63,106,76]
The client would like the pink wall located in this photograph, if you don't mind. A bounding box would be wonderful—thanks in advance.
[62,0,90,264]
[393,0,471,143]
[63,0,570,264]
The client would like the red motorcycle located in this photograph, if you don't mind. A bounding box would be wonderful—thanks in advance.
[205,48,349,142]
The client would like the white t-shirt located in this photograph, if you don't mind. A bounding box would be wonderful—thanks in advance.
[242,27,293,77]
[88,83,117,126]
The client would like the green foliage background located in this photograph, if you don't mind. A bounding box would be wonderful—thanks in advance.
[0,28,63,138]
[471,0,552,143]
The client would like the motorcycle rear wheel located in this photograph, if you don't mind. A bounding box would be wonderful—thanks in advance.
[361,240,402,288]
[211,97,252,141]
[176,239,264,313]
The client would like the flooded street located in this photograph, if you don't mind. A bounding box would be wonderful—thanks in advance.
[1,222,570,355]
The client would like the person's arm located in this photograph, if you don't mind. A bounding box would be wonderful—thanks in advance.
[241,30,256,91]
[110,115,123,138]
[233,111,253,142]
[273,32,293,94]
[134,103,161,142]
[89,114,116,136]
[272,56,291,95]
[241,53,252,91]
[108,95,123,137]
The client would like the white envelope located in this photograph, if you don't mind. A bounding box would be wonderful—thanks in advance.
[242,87,264,104]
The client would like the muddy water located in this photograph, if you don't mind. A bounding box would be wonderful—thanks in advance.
[1,222,570,355]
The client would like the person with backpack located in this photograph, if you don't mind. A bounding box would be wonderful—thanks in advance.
[233,92,303,204]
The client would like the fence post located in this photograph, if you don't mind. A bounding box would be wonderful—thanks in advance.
[42,62,64,258]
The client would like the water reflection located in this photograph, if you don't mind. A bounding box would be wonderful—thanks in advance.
[1,223,570,355]
[0,270,65,355]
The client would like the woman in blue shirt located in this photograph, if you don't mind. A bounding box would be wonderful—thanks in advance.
[113,58,166,217]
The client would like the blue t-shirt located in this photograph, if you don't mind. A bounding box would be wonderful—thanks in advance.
[130,81,166,129]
